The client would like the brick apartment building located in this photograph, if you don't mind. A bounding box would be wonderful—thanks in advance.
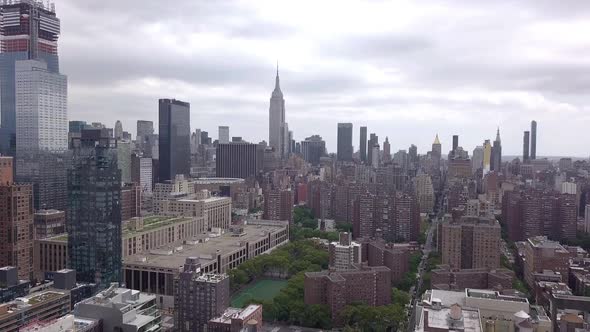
[304,264,391,326]
[431,266,514,291]
[439,216,501,270]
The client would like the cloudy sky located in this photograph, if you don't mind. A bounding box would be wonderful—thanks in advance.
[59,0,590,157]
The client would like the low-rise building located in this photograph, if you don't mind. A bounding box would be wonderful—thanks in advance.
[208,304,263,332]
[0,290,70,332]
[430,266,514,291]
[19,314,100,332]
[75,284,162,332]
[124,220,289,309]
[0,267,30,303]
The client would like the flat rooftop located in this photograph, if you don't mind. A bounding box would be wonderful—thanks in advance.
[124,216,194,235]
[417,306,481,332]
[210,304,261,324]
[194,178,244,184]
[466,289,528,303]
[123,223,288,270]
[0,290,68,318]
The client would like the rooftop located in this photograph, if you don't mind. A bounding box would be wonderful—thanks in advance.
[124,215,194,235]
[466,289,528,303]
[417,305,481,332]
[123,222,288,270]
[194,178,245,184]
[209,304,261,324]
[0,290,68,318]
[528,236,568,252]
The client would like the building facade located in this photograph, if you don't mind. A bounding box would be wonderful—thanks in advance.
[175,258,230,332]
[158,99,191,181]
[337,123,353,162]
[67,129,122,288]
[0,179,34,280]
[216,143,264,179]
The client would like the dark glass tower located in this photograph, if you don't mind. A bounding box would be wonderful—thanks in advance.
[530,120,537,160]
[0,0,61,157]
[359,126,367,162]
[523,131,530,162]
[67,129,122,288]
[491,128,502,172]
[337,123,353,162]
[158,99,191,181]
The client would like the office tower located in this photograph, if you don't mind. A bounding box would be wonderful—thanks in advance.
[263,188,294,224]
[34,209,65,239]
[194,129,202,146]
[158,99,191,181]
[0,0,61,157]
[337,123,353,161]
[585,205,590,234]
[408,144,418,172]
[329,232,361,271]
[371,144,380,167]
[281,122,290,158]
[136,120,154,157]
[452,135,459,153]
[531,120,537,160]
[440,216,501,270]
[482,139,492,173]
[431,134,442,170]
[0,156,13,185]
[301,135,326,166]
[200,131,210,145]
[523,131,530,162]
[383,137,391,162]
[114,120,123,140]
[175,258,230,332]
[415,173,435,213]
[0,171,34,280]
[68,129,122,288]
[367,133,378,166]
[491,128,502,172]
[131,154,153,194]
[117,139,131,183]
[15,59,68,211]
[472,146,484,173]
[121,183,141,221]
[216,143,264,179]
[218,126,229,144]
[269,66,286,158]
[360,126,367,162]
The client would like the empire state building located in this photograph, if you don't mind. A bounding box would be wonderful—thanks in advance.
[268,66,288,158]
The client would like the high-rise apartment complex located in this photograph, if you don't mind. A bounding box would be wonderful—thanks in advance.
[67,129,122,288]
[158,99,190,181]
[531,120,537,160]
[263,188,294,224]
[329,232,361,270]
[215,143,264,179]
[0,171,34,280]
[0,0,61,157]
[337,123,353,161]
[175,258,230,332]
[440,216,501,270]
[359,126,367,162]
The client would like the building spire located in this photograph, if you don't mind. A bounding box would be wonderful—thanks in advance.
[433,134,440,145]
[495,127,501,142]
[272,61,282,97]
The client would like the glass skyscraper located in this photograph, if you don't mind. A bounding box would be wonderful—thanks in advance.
[0,0,61,157]
[158,99,191,181]
[67,128,122,288]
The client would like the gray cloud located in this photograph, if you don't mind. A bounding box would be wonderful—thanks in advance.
[58,0,590,156]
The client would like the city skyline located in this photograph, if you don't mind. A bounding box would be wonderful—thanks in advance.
[51,0,590,157]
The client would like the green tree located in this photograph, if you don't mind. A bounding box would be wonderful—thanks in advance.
[392,288,410,306]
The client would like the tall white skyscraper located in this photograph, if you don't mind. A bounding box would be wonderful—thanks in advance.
[15,59,68,210]
[16,60,68,153]
[218,126,230,144]
[269,66,286,158]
